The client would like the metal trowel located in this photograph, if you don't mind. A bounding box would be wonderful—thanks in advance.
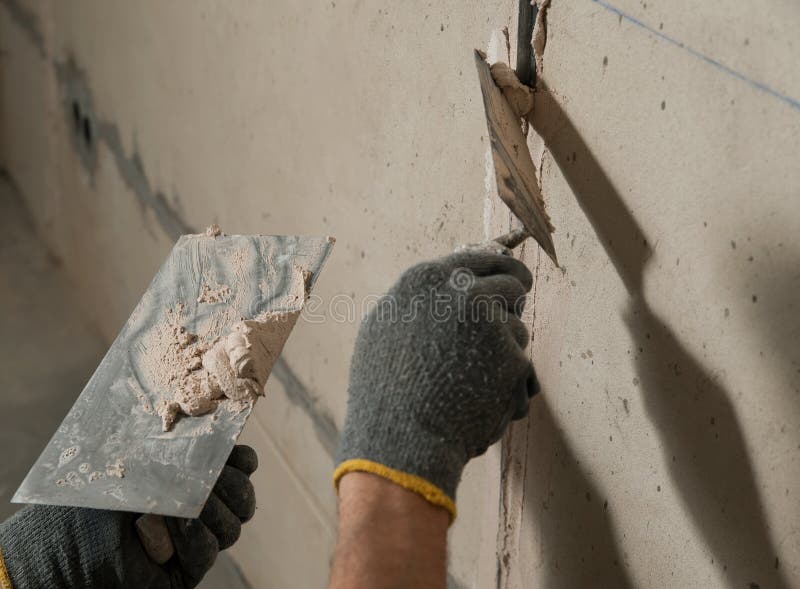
[12,231,334,560]
[474,49,558,264]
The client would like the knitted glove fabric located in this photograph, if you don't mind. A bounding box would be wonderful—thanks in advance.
[334,251,539,520]
[0,444,258,589]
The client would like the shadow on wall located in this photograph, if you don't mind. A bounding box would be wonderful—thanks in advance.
[523,401,636,587]
[746,249,800,399]
[624,299,787,587]
[518,86,790,587]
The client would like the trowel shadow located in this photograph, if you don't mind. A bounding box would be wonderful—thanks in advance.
[522,399,636,587]
[531,85,652,294]
[531,88,788,587]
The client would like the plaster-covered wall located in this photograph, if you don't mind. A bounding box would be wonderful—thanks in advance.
[1,0,798,587]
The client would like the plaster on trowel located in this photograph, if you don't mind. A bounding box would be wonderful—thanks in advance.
[12,230,334,562]
[474,49,558,264]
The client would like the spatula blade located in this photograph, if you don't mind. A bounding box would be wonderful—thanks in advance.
[12,233,334,518]
[475,49,558,265]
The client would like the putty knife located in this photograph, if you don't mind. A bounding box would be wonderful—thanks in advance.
[13,233,333,523]
[474,49,558,264]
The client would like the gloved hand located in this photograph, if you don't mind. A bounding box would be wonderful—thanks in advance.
[0,444,258,589]
[334,251,539,520]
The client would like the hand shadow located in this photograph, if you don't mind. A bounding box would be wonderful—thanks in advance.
[521,399,636,587]
[746,249,800,397]
[623,298,788,588]
[530,85,789,587]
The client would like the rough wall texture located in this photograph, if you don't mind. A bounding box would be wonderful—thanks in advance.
[1,0,798,587]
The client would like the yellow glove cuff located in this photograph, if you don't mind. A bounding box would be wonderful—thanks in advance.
[0,546,14,589]
[333,459,457,523]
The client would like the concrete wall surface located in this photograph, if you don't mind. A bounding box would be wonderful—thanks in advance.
[1,0,798,587]
[496,2,800,587]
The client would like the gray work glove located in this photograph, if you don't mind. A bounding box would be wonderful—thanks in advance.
[334,251,539,520]
[0,445,257,589]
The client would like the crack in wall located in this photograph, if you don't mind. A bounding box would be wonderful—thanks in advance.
[496,2,551,586]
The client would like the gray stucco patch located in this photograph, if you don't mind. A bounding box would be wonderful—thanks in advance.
[55,58,191,240]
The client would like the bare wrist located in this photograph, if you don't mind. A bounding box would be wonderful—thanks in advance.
[329,472,448,589]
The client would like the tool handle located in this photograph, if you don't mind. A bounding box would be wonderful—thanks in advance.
[454,227,530,256]
[493,227,530,249]
[136,514,175,565]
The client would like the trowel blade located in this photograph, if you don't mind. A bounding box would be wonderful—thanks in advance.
[474,50,558,265]
[12,233,334,518]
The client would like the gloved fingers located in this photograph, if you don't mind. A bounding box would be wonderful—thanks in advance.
[511,365,541,420]
[469,274,529,316]
[227,444,258,475]
[481,304,530,349]
[213,465,256,522]
[477,360,533,454]
[527,366,541,398]
[200,492,242,550]
[442,251,533,291]
[165,516,219,587]
[503,314,532,348]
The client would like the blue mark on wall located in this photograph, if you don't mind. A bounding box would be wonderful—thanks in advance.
[590,0,800,113]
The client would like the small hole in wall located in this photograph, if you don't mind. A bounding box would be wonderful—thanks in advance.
[72,101,81,132]
[82,116,92,145]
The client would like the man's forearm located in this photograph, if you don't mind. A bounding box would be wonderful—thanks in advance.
[329,472,449,589]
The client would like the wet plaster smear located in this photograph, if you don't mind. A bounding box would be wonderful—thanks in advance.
[138,227,310,432]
